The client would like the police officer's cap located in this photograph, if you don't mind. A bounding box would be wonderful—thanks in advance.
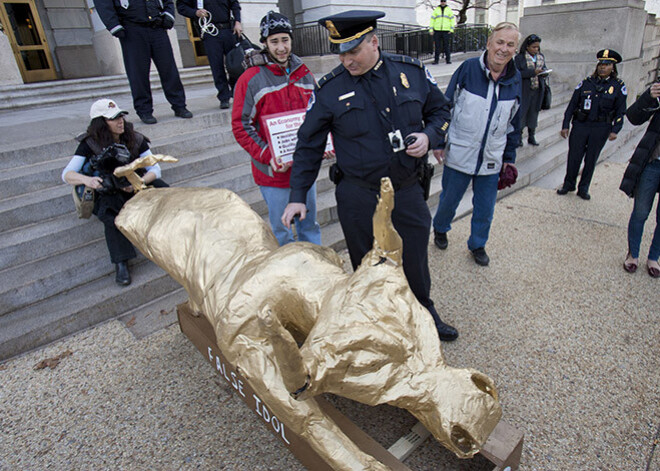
[596,49,622,64]
[318,10,385,54]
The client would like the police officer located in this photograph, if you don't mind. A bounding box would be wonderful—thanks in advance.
[281,11,458,342]
[95,0,193,124]
[557,49,627,200]
[176,0,242,109]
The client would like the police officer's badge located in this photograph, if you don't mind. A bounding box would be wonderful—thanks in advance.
[424,66,437,86]
[307,91,316,111]
[608,86,614,94]
[400,72,410,89]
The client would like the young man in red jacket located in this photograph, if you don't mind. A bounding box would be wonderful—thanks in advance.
[232,11,323,245]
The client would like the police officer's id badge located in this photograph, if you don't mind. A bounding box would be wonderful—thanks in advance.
[583,97,592,110]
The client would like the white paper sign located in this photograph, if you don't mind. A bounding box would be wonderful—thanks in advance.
[262,110,333,165]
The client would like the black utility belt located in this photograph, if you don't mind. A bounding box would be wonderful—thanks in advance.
[341,173,419,192]
[213,21,232,29]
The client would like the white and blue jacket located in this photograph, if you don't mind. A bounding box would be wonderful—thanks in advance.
[441,51,521,176]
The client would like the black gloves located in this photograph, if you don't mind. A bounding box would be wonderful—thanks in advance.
[112,27,126,39]
[161,15,174,29]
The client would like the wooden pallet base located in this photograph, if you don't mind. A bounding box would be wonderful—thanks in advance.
[177,303,523,470]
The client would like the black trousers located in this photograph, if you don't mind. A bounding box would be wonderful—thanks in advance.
[335,180,436,314]
[95,179,168,263]
[562,122,611,193]
[202,28,235,102]
[119,24,186,116]
[433,31,452,63]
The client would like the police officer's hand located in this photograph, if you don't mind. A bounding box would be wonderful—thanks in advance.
[282,203,307,229]
[560,128,569,139]
[608,133,618,141]
[270,156,292,173]
[162,15,174,29]
[405,132,429,158]
[233,21,243,37]
[112,27,126,39]
[195,9,209,18]
[433,149,445,165]
[650,82,660,99]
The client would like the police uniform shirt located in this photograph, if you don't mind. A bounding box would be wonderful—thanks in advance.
[290,52,451,203]
[176,0,240,24]
[562,75,627,133]
[95,0,176,30]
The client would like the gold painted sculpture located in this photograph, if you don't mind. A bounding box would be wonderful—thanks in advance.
[115,178,502,470]
[113,154,178,191]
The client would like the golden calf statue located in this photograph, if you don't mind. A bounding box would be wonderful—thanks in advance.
[115,178,502,470]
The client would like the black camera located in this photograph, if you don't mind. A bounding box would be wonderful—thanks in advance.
[88,143,133,193]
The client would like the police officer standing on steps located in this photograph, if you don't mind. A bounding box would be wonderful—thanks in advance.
[176,0,242,109]
[281,11,459,342]
[557,49,627,200]
[429,0,455,65]
[94,0,193,124]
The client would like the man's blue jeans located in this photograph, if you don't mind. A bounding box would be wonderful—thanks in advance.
[627,159,660,260]
[432,165,499,251]
[260,183,321,246]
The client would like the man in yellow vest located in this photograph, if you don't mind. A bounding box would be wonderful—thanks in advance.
[429,0,456,64]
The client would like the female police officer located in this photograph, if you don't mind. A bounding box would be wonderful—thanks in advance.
[557,49,627,200]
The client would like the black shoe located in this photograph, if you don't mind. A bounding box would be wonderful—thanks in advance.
[427,306,459,341]
[556,187,572,195]
[174,107,193,119]
[434,318,459,341]
[577,191,591,200]
[516,141,523,148]
[115,262,131,286]
[446,61,452,64]
[434,230,448,250]
[432,61,439,65]
[471,247,490,266]
[528,136,539,146]
[139,114,157,125]
[220,100,230,109]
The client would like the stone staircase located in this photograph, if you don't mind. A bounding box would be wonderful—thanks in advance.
[0,59,644,361]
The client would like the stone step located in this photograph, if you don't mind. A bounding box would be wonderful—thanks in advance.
[0,67,213,111]
[0,257,181,361]
[0,107,232,170]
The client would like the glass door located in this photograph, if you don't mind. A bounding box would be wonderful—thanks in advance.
[185,18,209,66]
[0,0,57,82]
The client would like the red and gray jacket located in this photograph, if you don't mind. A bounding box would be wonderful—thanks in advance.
[232,54,315,188]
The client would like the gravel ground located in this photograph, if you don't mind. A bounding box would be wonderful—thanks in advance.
[0,161,658,471]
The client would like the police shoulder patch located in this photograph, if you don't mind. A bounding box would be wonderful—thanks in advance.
[621,84,628,96]
[424,66,438,86]
[306,91,316,111]
[575,80,583,90]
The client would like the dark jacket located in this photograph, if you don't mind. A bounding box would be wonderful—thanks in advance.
[94,0,175,33]
[513,52,546,113]
[176,0,240,23]
[620,87,660,197]
[289,51,451,203]
[562,75,627,133]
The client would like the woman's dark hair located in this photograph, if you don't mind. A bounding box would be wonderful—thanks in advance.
[519,34,541,54]
[591,62,618,80]
[86,116,147,154]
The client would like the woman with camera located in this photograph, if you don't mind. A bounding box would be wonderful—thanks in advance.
[61,99,168,286]
[514,34,548,147]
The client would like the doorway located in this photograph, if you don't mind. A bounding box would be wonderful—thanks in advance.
[185,18,209,66]
[0,0,57,82]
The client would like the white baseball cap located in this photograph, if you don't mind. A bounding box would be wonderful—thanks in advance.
[90,99,128,120]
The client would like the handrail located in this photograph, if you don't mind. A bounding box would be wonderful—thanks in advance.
[292,21,491,61]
